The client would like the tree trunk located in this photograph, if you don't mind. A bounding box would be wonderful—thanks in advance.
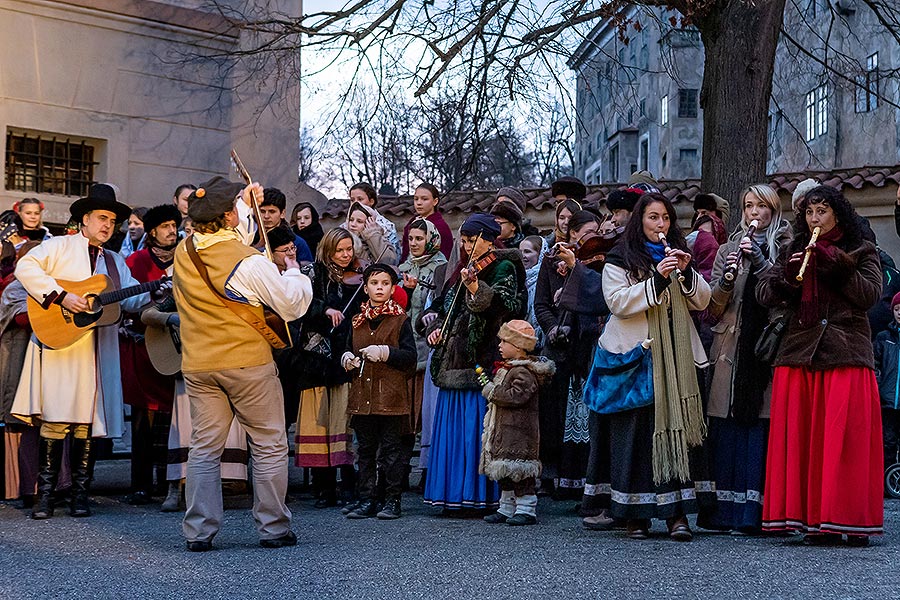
[696,0,787,230]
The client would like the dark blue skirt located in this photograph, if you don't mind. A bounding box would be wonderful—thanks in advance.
[423,388,499,509]
[705,416,769,531]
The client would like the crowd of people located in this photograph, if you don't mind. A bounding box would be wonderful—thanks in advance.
[0,170,896,551]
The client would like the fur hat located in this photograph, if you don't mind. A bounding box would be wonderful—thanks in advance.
[606,189,641,212]
[490,201,524,227]
[70,183,131,223]
[188,176,244,222]
[551,176,587,201]
[694,192,730,224]
[628,170,659,193]
[792,178,819,212]
[496,187,527,211]
[499,319,537,352]
[142,204,182,234]
[460,213,502,241]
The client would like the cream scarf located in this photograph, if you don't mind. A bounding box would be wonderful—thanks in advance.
[646,275,706,484]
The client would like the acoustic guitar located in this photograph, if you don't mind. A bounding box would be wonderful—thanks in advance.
[28,275,166,350]
[145,322,182,375]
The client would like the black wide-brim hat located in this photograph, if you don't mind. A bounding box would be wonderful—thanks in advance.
[70,183,131,223]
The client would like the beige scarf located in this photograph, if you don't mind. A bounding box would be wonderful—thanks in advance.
[646,276,706,485]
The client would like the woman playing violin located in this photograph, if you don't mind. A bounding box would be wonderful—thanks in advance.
[421,213,528,513]
[534,210,601,501]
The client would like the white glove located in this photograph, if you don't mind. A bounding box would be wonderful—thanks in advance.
[360,345,389,363]
[341,351,361,371]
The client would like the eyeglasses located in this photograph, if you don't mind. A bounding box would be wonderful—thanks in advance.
[274,245,297,255]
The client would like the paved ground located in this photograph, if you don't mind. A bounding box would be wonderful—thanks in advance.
[1,460,898,600]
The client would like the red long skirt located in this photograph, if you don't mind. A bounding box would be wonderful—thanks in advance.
[762,366,883,535]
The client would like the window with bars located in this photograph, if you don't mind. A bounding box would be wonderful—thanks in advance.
[805,85,828,141]
[678,89,698,118]
[5,130,98,196]
[855,52,879,113]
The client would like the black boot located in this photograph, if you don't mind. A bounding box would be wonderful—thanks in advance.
[70,436,94,517]
[31,437,63,520]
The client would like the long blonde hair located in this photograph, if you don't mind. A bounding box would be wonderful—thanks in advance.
[730,184,787,258]
[316,227,355,281]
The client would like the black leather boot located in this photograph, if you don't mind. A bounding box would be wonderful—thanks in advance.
[70,436,94,517]
[31,437,63,520]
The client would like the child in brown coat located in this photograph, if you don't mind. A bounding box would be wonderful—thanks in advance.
[480,320,555,525]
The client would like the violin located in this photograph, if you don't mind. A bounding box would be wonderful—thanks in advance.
[551,226,624,272]
[341,264,365,286]
[462,251,497,279]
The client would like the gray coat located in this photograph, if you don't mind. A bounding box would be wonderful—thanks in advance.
[706,223,791,419]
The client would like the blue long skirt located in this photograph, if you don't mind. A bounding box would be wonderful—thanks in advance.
[423,388,499,509]
[705,416,769,531]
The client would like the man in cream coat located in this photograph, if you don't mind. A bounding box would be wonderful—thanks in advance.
[12,184,148,519]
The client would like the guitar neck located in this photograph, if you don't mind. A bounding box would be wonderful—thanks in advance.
[97,279,161,306]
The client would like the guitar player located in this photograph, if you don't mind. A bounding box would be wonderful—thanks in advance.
[172,176,313,552]
[11,183,149,520]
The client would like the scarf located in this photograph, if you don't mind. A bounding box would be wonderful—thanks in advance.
[352,298,405,328]
[646,269,706,485]
[645,240,667,263]
[148,239,177,269]
[799,226,843,326]
[408,219,442,264]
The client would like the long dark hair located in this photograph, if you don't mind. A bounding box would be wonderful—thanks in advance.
[789,185,863,254]
[617,193,689,278]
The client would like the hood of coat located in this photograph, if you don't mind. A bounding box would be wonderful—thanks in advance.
[505,356,555,384]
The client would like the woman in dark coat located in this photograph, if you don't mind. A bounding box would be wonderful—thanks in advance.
[290,202,324,256]
[534,210,600,498]
[286,227,359,507]
[421,213,528,512]
[758,185,884,546]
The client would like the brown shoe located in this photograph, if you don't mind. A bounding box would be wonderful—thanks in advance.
[667,516,693,542]
[583,511,616,531]
[626,519,650,539]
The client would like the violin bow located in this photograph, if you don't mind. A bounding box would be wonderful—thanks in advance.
[329,244,389,334]
[230,149,274,262]
[437,231,483,346]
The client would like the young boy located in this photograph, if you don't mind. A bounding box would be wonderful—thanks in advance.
[341,263,417,519]
[480,320,555,525]
[874,291,900,475]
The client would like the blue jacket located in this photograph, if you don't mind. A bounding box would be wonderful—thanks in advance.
[874,322,900,409]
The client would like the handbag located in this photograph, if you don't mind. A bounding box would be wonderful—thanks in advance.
[582,341,654,415]
[754,313,789,364]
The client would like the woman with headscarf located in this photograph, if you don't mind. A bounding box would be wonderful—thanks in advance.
[344,202,399,267]
[758,185,883,546]
[399,218,448,487]
[544,199,582,249]
[290,202,324,256]
[420,213,527,513]
[704,184,792,534]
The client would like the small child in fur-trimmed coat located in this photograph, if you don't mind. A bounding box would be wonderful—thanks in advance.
[480,320,555,525]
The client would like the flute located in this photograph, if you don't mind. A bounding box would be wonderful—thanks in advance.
[657,232,685,282]
[796,226,821,282]
[723,219,760,282]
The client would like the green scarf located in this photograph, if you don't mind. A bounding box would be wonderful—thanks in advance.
[647,275,706,485]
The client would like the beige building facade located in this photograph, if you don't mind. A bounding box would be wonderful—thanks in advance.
[1,0,302,225]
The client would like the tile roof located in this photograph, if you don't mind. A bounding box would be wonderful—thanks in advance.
[319,165,900,219]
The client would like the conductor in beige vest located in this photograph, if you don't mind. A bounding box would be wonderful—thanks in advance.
[173,177,312,551]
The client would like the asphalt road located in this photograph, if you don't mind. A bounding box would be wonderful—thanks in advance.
[1,460,898,600]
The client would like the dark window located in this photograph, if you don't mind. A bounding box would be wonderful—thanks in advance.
[678,89,698,118]
[855,53,879,113]
[609,144,619,182]
[679,148,698,162]
[5,130,97,196]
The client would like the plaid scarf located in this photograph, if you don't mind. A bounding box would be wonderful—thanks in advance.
[352,298,405,328]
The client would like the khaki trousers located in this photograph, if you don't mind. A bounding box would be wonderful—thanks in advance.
[182,362,291,542]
